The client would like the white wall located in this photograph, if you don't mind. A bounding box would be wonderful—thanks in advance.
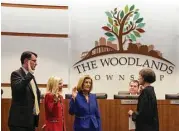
[2,7,69,34]
[1,36,70,83]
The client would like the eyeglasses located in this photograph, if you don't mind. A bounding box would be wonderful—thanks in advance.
[30,59,37,63]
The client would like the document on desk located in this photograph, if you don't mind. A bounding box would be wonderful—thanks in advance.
[129,116,136,130]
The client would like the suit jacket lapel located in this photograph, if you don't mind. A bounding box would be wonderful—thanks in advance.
[19,67,26,78]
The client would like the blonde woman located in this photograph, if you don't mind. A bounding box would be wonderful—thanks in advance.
[69,75,101,131]
[43,76,66,131]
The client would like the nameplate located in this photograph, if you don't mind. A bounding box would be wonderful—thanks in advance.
[121,100,138,105]
[170,100,179,105]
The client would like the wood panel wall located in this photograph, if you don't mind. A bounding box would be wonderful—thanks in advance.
[1,99,179,131]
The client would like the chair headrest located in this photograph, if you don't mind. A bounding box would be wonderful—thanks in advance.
[95,93,107,99]
[65,94,72,99]
[118,91,130,95]
[114,94,138,99]
[165,94,179,99]
[1,89,3,95]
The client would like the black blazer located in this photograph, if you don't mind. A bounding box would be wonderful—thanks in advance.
[132,86,159,131]
[8,68,41,128]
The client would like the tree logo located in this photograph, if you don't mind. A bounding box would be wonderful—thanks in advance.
[74,5,174,66]
[103,5,144,51]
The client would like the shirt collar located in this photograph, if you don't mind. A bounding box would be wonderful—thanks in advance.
[22,66,28,74]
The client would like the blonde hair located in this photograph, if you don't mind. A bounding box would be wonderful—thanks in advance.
[46,76,63,94]
[76,75,93,92]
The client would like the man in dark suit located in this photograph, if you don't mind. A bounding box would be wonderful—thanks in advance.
[8,51,41,131]
[129,80,140,95]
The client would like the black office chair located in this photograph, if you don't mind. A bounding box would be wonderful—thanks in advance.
[65,93,108,99]
[165,94,179,99]
[65,94,72,99]
[118,91,130,95]
[95,93,107,99]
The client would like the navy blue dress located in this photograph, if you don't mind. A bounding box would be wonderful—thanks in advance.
[69,92,101,131]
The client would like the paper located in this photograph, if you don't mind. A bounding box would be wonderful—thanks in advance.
[129,116,136,130]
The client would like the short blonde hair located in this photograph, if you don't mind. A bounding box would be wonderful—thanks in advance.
[76,75,93,92]
[46,76,63,94]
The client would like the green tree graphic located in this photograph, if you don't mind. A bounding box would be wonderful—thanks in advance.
[102,5,145,51]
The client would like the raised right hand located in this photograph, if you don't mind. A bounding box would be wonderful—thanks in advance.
[28,60,34,74]
[72,87,78,99]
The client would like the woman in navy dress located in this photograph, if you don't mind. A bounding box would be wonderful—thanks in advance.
[69,75,101,131]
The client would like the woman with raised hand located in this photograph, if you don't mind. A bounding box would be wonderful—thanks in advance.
[43,76,66,131]
[69,75,101,131]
